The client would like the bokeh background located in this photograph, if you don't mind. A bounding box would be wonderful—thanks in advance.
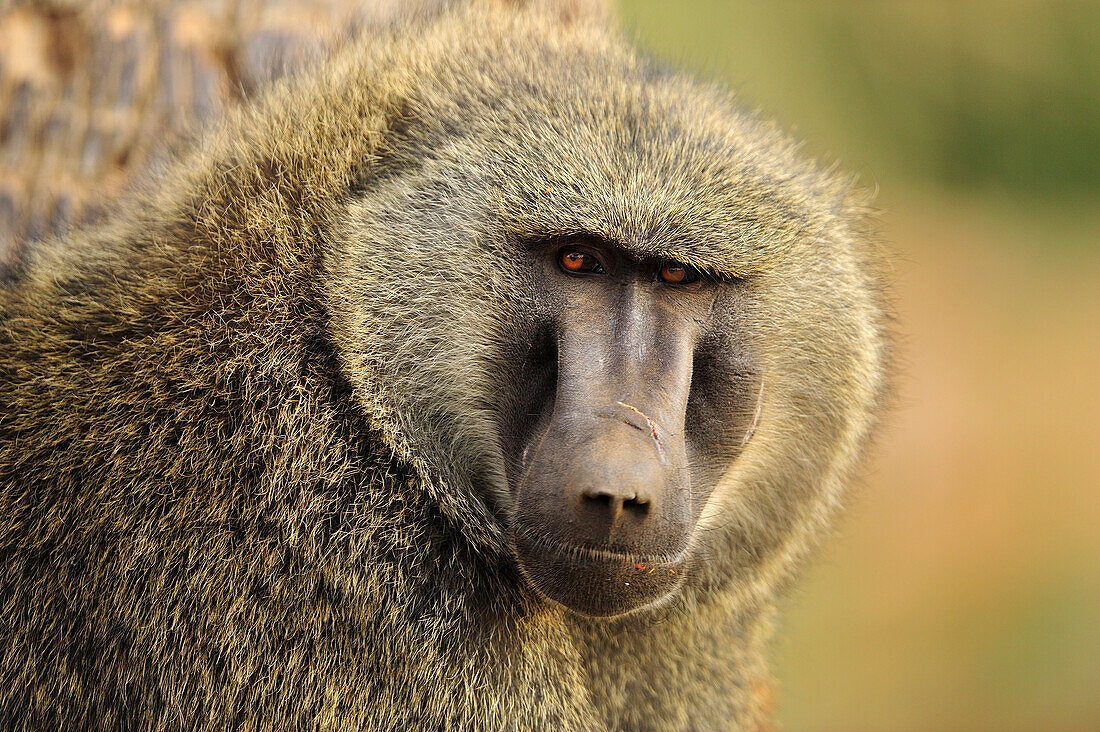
[2,1,1097,729]
[618,1,1100,729]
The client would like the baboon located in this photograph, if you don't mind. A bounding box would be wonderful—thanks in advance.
[0,1,891,729]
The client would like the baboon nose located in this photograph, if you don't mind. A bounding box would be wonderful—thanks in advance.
[578,485,652,527]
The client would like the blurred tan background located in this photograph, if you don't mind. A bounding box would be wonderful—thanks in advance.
[618,1,1100,729]
[2,1,1097,729]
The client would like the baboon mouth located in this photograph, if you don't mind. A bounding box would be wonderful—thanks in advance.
[513,529,685,567]
[511,528,687,617]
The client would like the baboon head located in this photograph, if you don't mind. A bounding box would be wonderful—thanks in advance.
[326,6,886,617]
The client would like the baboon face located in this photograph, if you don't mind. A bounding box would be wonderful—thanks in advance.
[503,241,760,616]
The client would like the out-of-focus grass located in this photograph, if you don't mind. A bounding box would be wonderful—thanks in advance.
[620,0,1100,202]
[618,1,1100,729]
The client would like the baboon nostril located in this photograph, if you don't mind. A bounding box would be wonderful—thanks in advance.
[615,495,651,524]
[582,491,613,509]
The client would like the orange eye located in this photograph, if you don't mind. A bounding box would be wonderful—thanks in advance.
[559,248,603,274]
[659,260,702,285]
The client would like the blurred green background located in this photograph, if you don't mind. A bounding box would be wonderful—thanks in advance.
[618,1,1100,729]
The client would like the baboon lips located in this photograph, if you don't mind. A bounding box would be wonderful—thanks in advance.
[512,529,686,617]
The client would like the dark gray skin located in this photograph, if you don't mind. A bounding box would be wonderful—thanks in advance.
[509,241,759,616]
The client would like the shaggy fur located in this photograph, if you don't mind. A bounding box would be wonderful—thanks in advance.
[0,1,891,729]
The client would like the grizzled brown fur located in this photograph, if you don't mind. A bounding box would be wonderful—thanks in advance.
[0,1,890,729]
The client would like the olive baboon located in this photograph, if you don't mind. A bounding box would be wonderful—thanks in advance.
[0,1,891,728]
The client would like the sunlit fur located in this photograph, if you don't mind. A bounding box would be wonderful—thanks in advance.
[0,1,891,728]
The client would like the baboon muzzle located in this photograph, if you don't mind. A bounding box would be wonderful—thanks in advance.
[512,292,694,617]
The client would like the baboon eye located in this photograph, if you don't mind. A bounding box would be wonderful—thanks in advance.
[559,248,605,275]
[658,260,703,286]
